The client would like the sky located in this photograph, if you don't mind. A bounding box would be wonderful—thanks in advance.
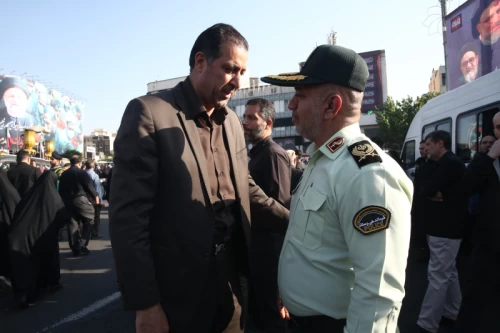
[2,0,467,135]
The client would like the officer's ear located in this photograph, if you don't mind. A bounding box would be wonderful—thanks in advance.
[324,94,342,120]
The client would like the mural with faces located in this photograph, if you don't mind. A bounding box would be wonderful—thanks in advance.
[0,75,84,153]
[447,0,500,90]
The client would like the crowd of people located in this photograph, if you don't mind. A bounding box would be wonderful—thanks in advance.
[0,150,113,308]
[1,22,498,333]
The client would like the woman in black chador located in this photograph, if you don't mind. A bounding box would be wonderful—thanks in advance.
[8,171,68,308]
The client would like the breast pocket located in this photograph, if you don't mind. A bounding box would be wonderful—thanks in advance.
[291,186,327,250]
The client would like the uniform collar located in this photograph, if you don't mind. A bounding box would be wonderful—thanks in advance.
[306,123,362,164]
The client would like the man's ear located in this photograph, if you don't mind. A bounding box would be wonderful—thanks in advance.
[194,52,208,73]
[324,94,342,120]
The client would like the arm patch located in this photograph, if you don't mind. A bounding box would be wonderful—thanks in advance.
[353,206,391,235]
[348,140,382,168]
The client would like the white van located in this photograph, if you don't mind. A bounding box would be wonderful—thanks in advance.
[401,70,500,179]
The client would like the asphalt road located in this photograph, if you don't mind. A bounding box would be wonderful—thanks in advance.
[0,209,457,333]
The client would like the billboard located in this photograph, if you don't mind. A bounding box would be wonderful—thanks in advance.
[0,75,84,154]
[359,50,387,113]
[446,0,500,90]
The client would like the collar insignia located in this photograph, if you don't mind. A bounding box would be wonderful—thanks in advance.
[326,137,345,154]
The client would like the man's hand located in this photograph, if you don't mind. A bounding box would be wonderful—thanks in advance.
[136,304,169,333]
[278,298,290,320]
[487,139,500,159]
[95,197,100,205]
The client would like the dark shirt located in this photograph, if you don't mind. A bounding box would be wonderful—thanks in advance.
[7,162,41,198]
[411,157,436,217]
[58,165,98,201]
[194,109,236,206]
[420,151,467,239]
[462,153,500,251]
[248,137,291,209]
[182,78,236,234]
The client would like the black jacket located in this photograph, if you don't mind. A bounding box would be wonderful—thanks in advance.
[58,165,98,201]
[7,162,41,198]
[248,137,291,209]
[411,158,437,218]
[420,151,467,239]
[462,153,500,252]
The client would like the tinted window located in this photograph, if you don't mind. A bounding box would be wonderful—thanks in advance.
[401,140,416,170]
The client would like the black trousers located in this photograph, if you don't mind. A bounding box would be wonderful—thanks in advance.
[456,245,500,333]
[92,204,101,236]
[290,315,346,333]
[249,232,288,333]
[65,196,94,251]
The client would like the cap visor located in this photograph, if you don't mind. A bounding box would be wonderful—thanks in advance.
[260,73,326,87]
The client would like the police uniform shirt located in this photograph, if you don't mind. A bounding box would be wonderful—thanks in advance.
[278,123,413,333]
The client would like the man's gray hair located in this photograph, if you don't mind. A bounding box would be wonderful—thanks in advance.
[246,98,276,126]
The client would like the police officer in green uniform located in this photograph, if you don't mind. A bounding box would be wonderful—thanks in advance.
[261,45,413,333]
[49,151,64,178]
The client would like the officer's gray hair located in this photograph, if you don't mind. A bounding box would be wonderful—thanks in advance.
[246,98,276,127]
[320,84,363,116]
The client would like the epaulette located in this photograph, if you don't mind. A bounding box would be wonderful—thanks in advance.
[347,140,382,168]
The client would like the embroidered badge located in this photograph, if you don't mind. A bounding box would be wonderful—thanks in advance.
[326,137,345,153]
[348,140,382,168]
[353,206,391,235]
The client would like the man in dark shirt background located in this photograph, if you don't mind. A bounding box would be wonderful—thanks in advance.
[411,140,433,261]
[7,150,41,198]
[456,112,500,332]
[58,156,97,256]
[417,130,467,333]
[243,98,291,333]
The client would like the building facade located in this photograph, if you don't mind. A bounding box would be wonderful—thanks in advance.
[429,66,447,93]
[84,128,116,158]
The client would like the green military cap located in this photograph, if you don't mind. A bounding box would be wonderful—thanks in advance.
[261,44,369,92]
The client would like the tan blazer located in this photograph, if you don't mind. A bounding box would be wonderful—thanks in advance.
[109,78,288,331]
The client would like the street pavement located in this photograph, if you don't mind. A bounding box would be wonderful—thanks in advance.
[0,209,458,333]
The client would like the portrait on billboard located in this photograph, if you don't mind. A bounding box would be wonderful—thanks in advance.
[0,75,84,154]
[447,0,500,90]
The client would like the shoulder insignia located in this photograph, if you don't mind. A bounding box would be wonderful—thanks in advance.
[348,140,382,168]
[326,137,344,153]
[353,206,391,235]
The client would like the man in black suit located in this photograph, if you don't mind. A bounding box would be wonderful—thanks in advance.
[58,156,97,256]
[456,112,500,332]
[110,23,288,333]
[7,150,41,198]
[417,131,467,333]
[243,98,291,332]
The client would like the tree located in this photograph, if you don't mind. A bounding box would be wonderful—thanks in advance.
[375,92,440,149]
[62,149,82,159]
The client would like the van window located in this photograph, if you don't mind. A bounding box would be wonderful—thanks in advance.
[422,118,452,140]
[456,107,499,162]
[401,140,416,170]
[456,113,478,162]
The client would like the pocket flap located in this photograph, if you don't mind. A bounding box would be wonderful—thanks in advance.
[300,187,327,211]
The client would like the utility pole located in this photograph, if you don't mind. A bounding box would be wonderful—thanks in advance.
[327,30,337,45]
[440,0,449,91]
